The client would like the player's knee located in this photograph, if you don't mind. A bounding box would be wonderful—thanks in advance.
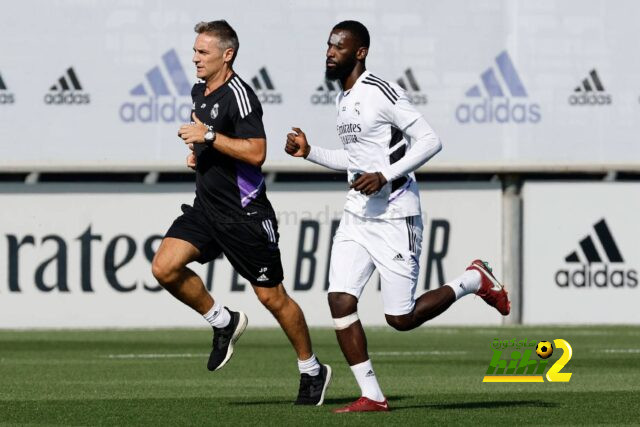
[151,257,178,286]
[385,314,413,331]
[328,292,357,317]
[256,287,287,312]
[333,312,359,330]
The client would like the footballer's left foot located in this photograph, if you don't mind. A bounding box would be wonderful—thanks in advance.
[207,308,248,371]
[333,396,390,413]
[295,363,332,406]
[467,259,511,315]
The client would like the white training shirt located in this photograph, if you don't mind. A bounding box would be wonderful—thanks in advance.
[306,70,442,219]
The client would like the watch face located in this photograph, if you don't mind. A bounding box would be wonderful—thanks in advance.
[205,131,213,141]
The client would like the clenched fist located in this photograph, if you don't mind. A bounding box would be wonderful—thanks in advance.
[285,127,311,158]
[350,172,387,195]
[178,112,207,144]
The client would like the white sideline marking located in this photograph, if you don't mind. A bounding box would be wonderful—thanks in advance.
[105,350,467,360]
[599,349,640,354]
[106,353,207,359]
[369,351,467,356]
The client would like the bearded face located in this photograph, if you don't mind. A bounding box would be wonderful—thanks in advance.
[325,52,357,81]
[325,30,360,82]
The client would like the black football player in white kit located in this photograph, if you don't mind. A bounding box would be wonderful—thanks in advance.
[285,20,510,413]
[151,20,331,405]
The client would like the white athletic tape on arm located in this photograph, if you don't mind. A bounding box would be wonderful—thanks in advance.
[333,312,359,330]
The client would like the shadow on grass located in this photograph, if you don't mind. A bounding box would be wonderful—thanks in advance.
[229,397,558,410]
[229,395,409,406]
[394,399,558,411]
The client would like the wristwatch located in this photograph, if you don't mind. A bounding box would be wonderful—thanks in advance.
[204,130,216,147]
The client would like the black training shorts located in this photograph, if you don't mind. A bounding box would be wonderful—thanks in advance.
[165,204,284,287]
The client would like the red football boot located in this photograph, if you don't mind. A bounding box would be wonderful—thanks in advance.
[333,396,390,413]
[467,259,511,315]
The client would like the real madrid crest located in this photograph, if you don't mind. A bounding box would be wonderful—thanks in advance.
[211,103,219,120]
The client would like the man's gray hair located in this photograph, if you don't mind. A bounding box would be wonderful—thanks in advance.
[194,20,239,64]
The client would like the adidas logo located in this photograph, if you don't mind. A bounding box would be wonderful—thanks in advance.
[44,67,90,105]
[555,219,637,288]
[0,72,15,104]
[250,67,282,104]
[50,67,83,91]
[393,253,405,261]
[456,50,540,124]
[396,68,427,105]
[365,369,375,378]
[564,219,622,264]
[256,273,270,282]
[310,79,339,105]
[119,49,192,123]
[568,69,612,106]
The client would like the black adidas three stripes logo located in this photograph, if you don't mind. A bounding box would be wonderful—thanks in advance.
[565,219,623,264]
[316,80,339,92]
[574,69,605,93]
[396,68,420,91]
[50,67,83,91]
[251,67,275,91]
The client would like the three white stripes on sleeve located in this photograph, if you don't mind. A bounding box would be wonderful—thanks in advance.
[229,77,252,118]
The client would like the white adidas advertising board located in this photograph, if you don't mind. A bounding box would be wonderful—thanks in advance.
[1,0,640,171]
[522,182,640,324]
[0,183,503,328]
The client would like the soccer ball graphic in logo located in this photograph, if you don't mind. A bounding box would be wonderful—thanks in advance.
[536,341,553,359]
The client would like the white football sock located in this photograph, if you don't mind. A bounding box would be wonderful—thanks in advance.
[203,302,231,328]
[350,360,385,402]
[297,354,321,376]
[445,269,481,300]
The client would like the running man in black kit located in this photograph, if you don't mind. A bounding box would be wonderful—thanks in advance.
[151,20,331,405]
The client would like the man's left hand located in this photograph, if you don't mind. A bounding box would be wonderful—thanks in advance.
[350,172,388,195]
[178,113,208,144]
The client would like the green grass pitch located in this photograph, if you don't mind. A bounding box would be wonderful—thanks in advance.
[1,325,639,425]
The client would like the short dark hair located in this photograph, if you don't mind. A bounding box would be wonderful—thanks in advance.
[194,20,239,65]
[332,20,370,49]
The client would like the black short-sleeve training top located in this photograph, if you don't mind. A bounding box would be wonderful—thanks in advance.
[190,74,275,222]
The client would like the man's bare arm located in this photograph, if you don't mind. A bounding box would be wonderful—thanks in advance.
[285,127,348,171]
[178,113,266,167]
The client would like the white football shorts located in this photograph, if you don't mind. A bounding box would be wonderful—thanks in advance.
[328,210,423,316]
